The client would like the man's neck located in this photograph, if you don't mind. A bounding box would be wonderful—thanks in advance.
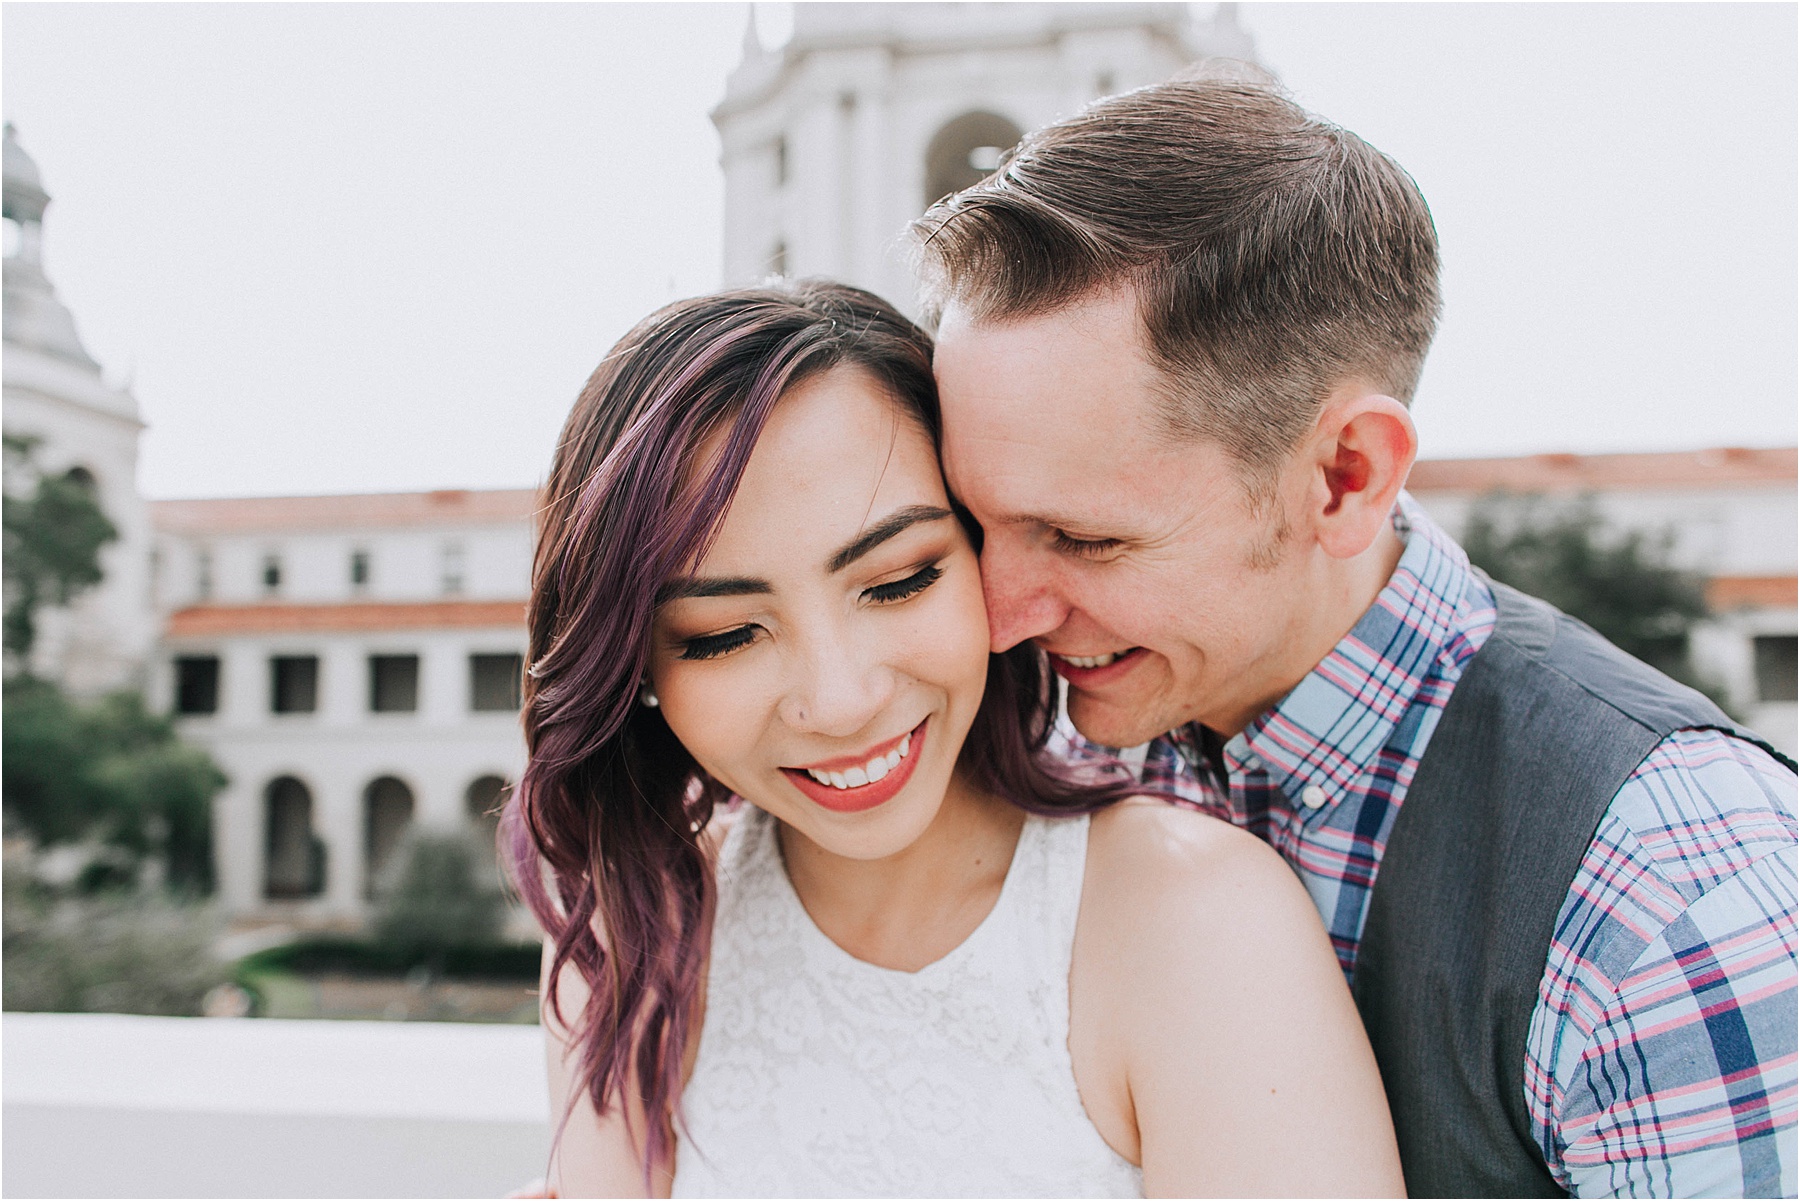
[1210,519,1409,739]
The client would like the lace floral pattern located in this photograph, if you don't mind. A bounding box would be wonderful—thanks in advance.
[672,806,1144,1198]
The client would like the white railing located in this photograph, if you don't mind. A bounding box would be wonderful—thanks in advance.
[3,1012,550,1199]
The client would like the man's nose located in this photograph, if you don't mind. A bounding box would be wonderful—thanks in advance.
[778,628,897,739]
[980,540,1070,653]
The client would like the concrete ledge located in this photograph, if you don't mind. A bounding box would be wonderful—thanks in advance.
[3,1013,550,1198]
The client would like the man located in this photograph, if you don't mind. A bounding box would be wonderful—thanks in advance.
[914,70,1797,1197]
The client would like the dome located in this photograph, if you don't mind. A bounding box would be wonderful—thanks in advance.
[3,123,50,225]
[2,123,100,370]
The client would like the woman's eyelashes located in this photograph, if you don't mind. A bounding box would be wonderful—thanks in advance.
[679,624,759,661]
[672,563,947,661]
[863,563,943,604]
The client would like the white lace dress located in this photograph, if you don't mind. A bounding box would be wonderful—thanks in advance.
[671,805,1144,1198]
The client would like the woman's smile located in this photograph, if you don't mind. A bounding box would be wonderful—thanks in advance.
[781,717,928,813]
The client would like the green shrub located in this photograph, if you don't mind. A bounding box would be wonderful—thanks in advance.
[235,936,541,982]
[371,831,507,964]
[2,870,228,1014]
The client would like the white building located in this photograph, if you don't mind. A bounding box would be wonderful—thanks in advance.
[713,2,1255,310]
[2,123,156,696]
[149,490,534,925]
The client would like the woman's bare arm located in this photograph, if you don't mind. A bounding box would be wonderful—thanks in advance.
[540,940,671,1199]
[1072,799,1405,1198]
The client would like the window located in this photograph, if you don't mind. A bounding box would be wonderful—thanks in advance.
[264,777,325,899]
[196,549,213,600]
[270,656,319,714]
[440,543,464,596]
[465,775,510,888]
[466,774,510,826]
[174,656,220,715]
[1753,634,1798,703]
[350,549,370,591]
[922,111,1024,210]
[262,553,282,595]
[774,134,788,187]
[363,776,415,897]
[470,653,524,711]
[369,654,420,713]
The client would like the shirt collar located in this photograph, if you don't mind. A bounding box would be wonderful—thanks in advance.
[1223,492,1494,814]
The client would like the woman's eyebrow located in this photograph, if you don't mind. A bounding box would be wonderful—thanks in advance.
[656,575,771,604]
[827,505,953,573]
[657,505,951,603]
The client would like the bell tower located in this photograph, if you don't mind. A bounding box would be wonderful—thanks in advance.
[3,123,156,694]
[712,2,1257,314]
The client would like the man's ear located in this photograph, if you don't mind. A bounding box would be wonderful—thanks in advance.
[1303,388,1417,561]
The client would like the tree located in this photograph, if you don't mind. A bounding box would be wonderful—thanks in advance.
[2,433,117,662]
[3,679,226,891]
[1,433,226,893]
[1460,491,1724,701]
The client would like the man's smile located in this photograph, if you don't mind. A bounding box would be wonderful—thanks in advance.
[1045,646,1147,685]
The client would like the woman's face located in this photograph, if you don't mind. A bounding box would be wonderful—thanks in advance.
[648,364,991,861]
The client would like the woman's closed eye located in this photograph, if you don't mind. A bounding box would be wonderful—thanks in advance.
[863,563,943,604]
[675,563,945,660]
[679,624,760,661]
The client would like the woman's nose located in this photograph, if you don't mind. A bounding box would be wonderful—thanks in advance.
[778,629,897,739]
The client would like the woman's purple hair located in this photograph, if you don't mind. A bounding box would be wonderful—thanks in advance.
[504,279,1140,1183]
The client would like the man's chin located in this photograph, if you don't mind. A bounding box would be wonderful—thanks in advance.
[1065,694,1172,751]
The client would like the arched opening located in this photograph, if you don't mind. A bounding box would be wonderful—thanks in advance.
[922,111,1025,211]
[465,774,510,887]
[363,776,415,896]
[63,465,97,493]
[264,776,323,899]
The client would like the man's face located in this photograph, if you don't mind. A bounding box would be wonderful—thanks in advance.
[934,287,1316,746]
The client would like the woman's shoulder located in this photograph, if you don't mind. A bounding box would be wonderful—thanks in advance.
[1081,797,1323,956]
[1088,797,1293,890]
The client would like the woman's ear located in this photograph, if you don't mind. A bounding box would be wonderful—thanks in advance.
[1307,389,1417,561]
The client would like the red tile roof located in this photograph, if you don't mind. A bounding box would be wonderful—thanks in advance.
[151,489,538,535]
[165,600,528,637]
[1706,575,1799,612]
[1407,447,1795,494]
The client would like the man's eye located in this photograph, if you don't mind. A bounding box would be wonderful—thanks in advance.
[1050,530,1123,558]
[679,625,758,661]
[865,564,944,604]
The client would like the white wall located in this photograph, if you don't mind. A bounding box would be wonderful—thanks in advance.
[3,1013,548,1199]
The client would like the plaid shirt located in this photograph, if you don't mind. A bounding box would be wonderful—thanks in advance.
[1058,496,1798,1196]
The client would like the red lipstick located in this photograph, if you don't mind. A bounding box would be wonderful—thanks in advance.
[781,719,928,814]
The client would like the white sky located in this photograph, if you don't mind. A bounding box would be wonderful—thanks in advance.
[3,2,1794,501]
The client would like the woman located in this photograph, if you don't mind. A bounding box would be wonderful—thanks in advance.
[507,280,1402,1198]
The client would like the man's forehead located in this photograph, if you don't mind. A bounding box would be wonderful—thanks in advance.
[935,286,1144,348]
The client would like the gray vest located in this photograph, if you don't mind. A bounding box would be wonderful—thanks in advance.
[1351,577,1795,1198]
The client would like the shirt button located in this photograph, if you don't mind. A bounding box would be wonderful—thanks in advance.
[1301,785,1328,810]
